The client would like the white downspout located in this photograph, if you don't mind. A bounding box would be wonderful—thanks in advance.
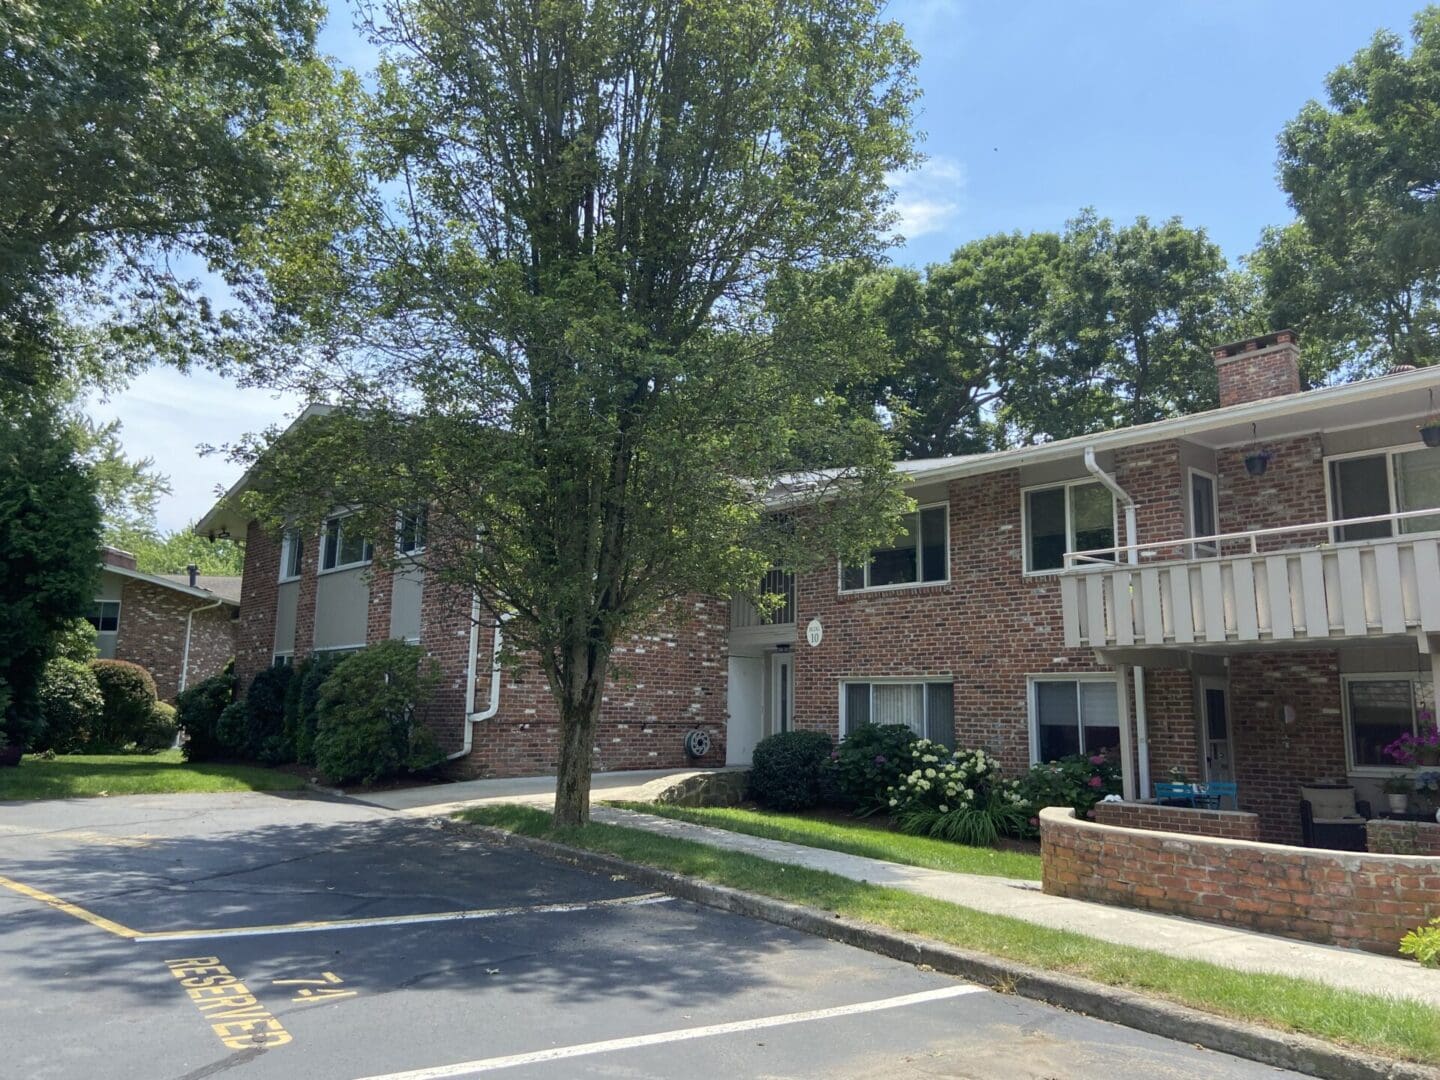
[179,597,224,694]
[447,603,509,761]
[1082,447,1150,801]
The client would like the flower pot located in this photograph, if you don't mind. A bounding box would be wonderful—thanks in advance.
[0,744,21,767]
[1421,425,1440,449]
[1388,793,1410,814]
[1244,453,1270,477]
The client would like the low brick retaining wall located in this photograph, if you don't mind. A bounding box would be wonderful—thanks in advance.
[1092,801,1259,841]
[1367,818,1440,856]
[1040,806,1440,955]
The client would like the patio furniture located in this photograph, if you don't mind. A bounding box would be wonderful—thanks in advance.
[1299,784,1371,851]
[1152,781,1238,810]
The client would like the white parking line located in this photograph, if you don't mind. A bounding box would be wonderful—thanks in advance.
[351,984,986,1080]
[135,893,674,942]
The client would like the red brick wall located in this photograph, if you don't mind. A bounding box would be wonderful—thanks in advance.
[1142,669,1201,782]
[112,581,236,701]
[1216,434,1328,553]
[1227,651,1346,844]
[1214,334,1301,408]
[1092,801,1259,840]
[790,468,1115,775]
[1368,819,1440,856]
[1042,806,1440,954]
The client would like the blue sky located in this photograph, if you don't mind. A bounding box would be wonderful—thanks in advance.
[102,0,1424,532]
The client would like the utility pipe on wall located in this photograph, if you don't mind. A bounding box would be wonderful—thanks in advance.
[179,597,224,694]
[448,602,509,762]
[1083,447,1150,801]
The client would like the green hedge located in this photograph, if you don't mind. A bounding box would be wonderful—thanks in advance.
[176,668,236,762]
[748,730,834,811]
[88,660,158,750]
[35,657,104,753]
[314,641,441,785]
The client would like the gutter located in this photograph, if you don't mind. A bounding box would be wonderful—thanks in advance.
[179,597,225,694]
[448,604,510,762]
[1082,448,1150,802]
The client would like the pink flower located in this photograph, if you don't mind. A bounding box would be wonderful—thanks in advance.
[1088,776,1104,788]
[1088,754,1106,766]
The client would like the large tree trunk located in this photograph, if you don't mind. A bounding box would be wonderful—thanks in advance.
[551,645,609,826]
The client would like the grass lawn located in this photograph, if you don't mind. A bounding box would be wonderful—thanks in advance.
[608,801,1042,881]
[461,804,1440,1067]
[0,749,309,800]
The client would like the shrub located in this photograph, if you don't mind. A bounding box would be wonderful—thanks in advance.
[887,742,1028,847]
[244,663,295,762]
[88,660,158,749]
[176,670,235,761]
[52,618,98,664]
[748,730,834,811]
[285,653,340,766]
[1014,752,1123,833]
[822,723,918,815]
[1401,917,1440,967]
[137,701,178,752]
[34,658,104,753]
[216,700,249,757]
[313,641,442,785]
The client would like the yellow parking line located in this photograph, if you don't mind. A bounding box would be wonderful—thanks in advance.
[0,873,140,939]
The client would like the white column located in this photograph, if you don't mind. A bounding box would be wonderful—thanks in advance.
[1116,663,1137,801]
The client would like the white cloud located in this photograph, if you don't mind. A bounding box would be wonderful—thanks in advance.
[86,368,304,534]
[887,155,967,240]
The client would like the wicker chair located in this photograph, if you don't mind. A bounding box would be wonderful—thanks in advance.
[1299,784,1371,851]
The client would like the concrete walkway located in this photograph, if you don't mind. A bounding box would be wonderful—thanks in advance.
[350,767,730,816]
[584,806,1440,1009]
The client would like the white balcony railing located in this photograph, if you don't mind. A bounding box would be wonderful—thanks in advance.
[1060,508,1440,650]
[730,568,796,630]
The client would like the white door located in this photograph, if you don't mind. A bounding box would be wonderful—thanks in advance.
[769,651,794,735]
[726,656,764,765]
[1199,677,1234,783]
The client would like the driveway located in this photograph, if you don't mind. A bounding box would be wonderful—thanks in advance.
[0,791,1299,1080]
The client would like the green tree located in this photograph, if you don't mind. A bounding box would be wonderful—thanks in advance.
[231,0,919,824]
[70,417,171,542]
[117,527,245,577]
[0,0,321,396]
[1270,7,1440,373]
[0,405,102,750]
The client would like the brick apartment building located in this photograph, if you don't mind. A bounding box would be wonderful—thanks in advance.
[202,333,1440,842]
[92,547,240,701]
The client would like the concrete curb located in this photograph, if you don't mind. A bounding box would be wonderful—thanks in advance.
[445,818,1438,1080]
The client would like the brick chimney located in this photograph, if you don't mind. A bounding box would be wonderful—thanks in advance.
[1213,329,1301,407]
[100,546,137,571]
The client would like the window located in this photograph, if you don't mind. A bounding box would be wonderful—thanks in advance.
[1329,446,1440,542]
[272,652,294,668]
[1029,676,1120,762]
[1344,674,1432,769]
[840,505,947,591]
[1023,481,1116,573]
[842,680,954,747]
[320,515,373,572]
[1188,470,1218,557]
[279,529,304,581]
[397,506,428,555]
[87,601,120,634]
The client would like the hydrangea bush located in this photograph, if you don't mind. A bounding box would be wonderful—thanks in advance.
[822,722,918,815]
[1014,752,1122,833]
[885,740,1028,846]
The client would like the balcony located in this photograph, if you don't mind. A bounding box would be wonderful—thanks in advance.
[730,568,796,638]
[1060,509,1440,651]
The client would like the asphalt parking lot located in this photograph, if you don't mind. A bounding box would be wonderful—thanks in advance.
[0,792,1299,1080]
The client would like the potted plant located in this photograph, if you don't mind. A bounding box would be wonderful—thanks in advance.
[1420,417,1440,448]
[1384,775,1413,815]
[1244,449,1272,476]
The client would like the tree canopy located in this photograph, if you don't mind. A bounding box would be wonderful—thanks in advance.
[1261,6,1440,374]
[230,0,919,822]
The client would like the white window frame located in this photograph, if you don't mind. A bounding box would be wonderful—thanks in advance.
[1186,467,1219,558]
[319,513,374,574]
[1026,672,1122,764]
[1323,443,1440,544]
[1020,478,1119,576]
[838,676,954,742]
[1341,670,1434,776]
[88,599,121,635]
[396,505,428,557]
[278,529,304,583]
[272,651,294,667]
[837,502,950,594]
